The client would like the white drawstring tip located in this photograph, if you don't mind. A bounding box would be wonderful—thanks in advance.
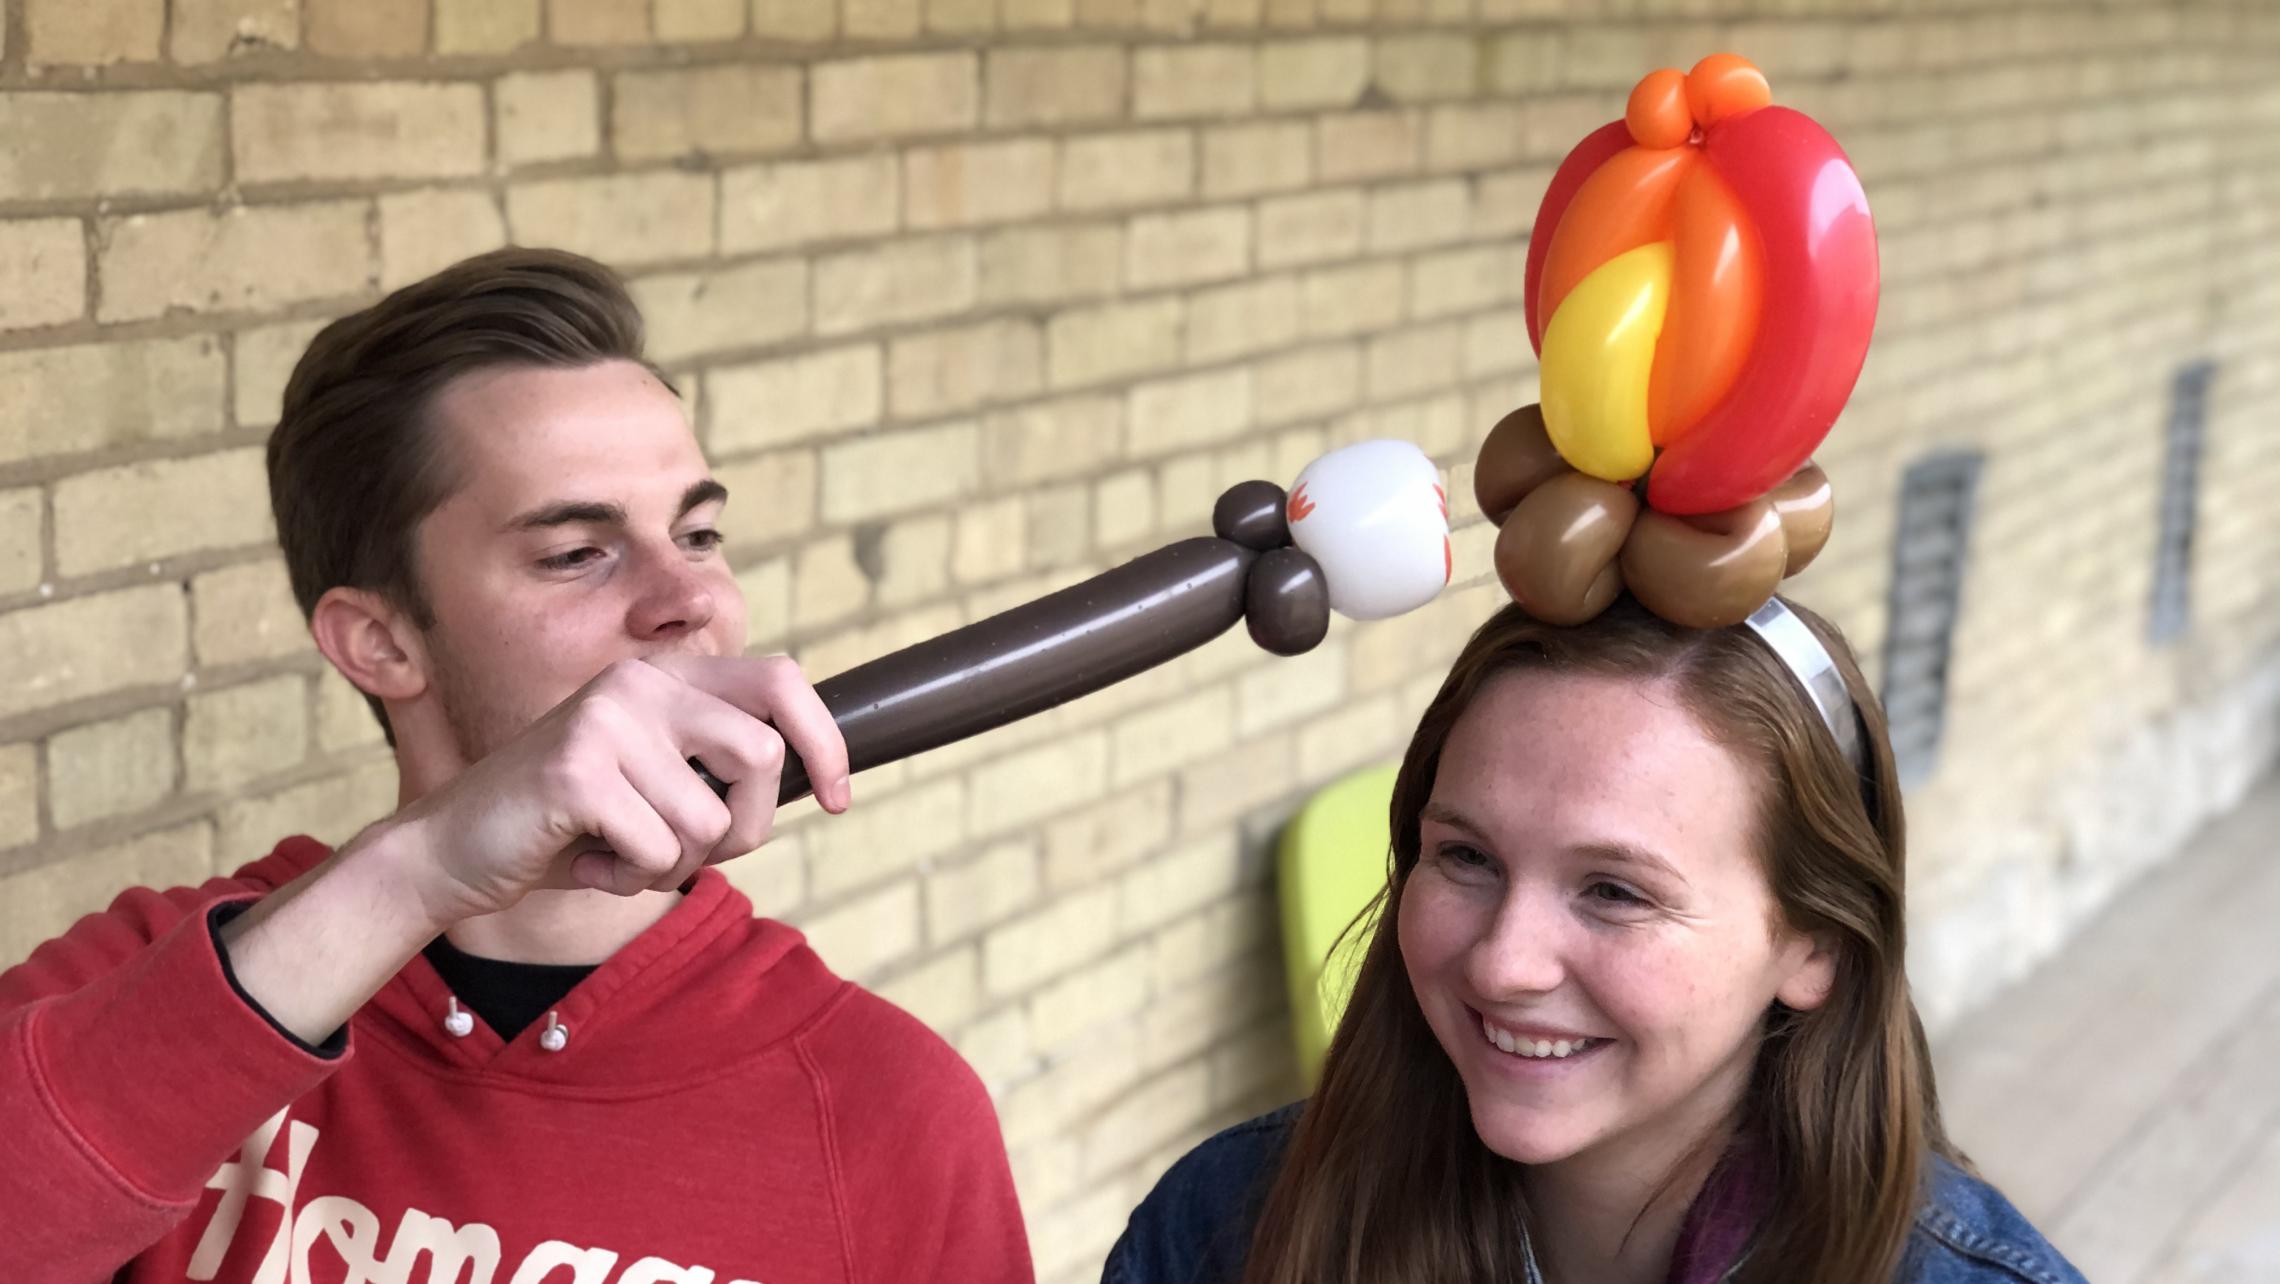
[442,997,474,1039]
[539,1010,569,1052]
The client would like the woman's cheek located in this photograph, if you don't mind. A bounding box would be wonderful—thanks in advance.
[1397,874,1475,976]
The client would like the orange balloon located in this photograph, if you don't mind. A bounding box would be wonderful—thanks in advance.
[1686,53,1770,128]
[1537,146,1696,328]
[1626,69,1692,149]
[1648,162,1763,446]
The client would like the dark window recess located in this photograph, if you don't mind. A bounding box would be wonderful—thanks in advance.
[1883,451,1983,788]
[2149,361,2214,645]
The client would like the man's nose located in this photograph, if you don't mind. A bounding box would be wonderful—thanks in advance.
[627,543,719,640]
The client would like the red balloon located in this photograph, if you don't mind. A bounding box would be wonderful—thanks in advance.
[1645,107,1877,516]
[1524,120,1632,354]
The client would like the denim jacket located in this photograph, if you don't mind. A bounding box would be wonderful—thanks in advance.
[1104,1105,2089,1284]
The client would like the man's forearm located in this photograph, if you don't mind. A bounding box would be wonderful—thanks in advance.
[218,819,445,1045]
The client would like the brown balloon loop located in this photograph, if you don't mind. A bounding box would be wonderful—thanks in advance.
[1620,497,1788,630]
[1246,546,1333,656]
[1767,461,1833,576]
[1213,480,1293,551]
[1473,404,1573,527]
[1493,472,1640,626]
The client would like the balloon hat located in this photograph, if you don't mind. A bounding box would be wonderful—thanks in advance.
[1478,53,1876,630]
[704,439,1449,806]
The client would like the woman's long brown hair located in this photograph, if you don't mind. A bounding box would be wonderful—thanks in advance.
[1239,596,1956,1284]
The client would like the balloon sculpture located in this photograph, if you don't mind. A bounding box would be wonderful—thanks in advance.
[706,440,1450,806]
[1478,53,1875,629]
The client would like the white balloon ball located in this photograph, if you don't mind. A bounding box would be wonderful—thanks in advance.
[1285,439,1451,621]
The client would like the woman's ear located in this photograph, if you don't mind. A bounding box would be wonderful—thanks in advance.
[1775,929,1839,1012]
[310,586,430,709]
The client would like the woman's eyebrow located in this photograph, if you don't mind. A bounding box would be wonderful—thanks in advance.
[1571,840,1688,886]
[1420,801,1488,838]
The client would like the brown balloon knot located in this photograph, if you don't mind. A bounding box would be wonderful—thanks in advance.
[1475,403,1836,630]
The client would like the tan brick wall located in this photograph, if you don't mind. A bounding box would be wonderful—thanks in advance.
[3,3,2279,1279]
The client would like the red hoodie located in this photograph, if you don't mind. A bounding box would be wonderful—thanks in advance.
[0,836,1035,1284]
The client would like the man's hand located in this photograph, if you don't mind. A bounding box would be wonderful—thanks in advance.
[216,655,848,1046]
[391,654,851,927]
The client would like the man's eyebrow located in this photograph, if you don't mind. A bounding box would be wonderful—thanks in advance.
[678,478,728,518]
[502,479,728,534]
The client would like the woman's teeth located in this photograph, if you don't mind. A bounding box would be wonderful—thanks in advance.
[1480,1016,1601,1059]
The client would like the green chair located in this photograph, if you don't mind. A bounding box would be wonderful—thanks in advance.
[1277,762,1399,1092]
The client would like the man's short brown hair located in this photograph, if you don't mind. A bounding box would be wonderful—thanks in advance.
[268,247,664,745]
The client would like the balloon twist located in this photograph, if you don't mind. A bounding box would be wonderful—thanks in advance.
[1476,404,1832,629]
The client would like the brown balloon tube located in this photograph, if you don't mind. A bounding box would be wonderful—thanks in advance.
[1769,462,1833,575]
[1473,404,1573,526]
[771,535,1260,804]
[1620,498,1789,629]
[1494,472,1638,625]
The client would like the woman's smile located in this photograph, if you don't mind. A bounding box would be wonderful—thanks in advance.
[1471,1007,1617,1078]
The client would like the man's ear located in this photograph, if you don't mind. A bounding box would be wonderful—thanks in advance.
[1775,929,1839,1012]
[310,586,430,707]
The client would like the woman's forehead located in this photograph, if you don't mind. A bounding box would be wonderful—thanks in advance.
[1433,671,1760,860]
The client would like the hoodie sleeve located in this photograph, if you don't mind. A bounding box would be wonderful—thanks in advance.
[0,852,349,1279]
[805,990,1036,1284]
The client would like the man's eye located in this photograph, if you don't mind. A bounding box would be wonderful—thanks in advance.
[682,528,724,552]
[538,547,603,571]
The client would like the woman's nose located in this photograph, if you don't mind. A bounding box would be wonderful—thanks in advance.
[1463,889,1569,1000]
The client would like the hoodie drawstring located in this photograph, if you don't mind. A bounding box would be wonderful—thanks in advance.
[438,999,569,1052]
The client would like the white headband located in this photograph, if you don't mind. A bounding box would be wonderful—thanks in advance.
[1742,597,1864,776]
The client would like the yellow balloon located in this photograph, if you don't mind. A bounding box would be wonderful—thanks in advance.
[1540,241,1673,483]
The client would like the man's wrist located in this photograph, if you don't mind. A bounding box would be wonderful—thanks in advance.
[214,817,455,1046]
[338,812,459,941]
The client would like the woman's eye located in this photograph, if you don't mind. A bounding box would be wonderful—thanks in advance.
[1437,843,1494,872]
[538,547,604,571]
[1586,881,1646,907]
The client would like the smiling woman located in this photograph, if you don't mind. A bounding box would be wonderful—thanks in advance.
[1105,596,2088,1284]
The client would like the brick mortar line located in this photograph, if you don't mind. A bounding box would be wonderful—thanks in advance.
[0,239,2235,605]
[0,104,2264,351]
[0,234,1531,479]
[941,915,1289,1072]
[0,10,2255,100]
[0,356,1509,617]
[3,322,2243,707]
[0,486,1463,814]
[0,55,2264,225]
[0,32,2251,100]
[0,424,275,495]
[0,60,2261,711]
[0,734,397,881]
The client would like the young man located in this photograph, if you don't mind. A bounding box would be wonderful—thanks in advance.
[0,249,1034,1283]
